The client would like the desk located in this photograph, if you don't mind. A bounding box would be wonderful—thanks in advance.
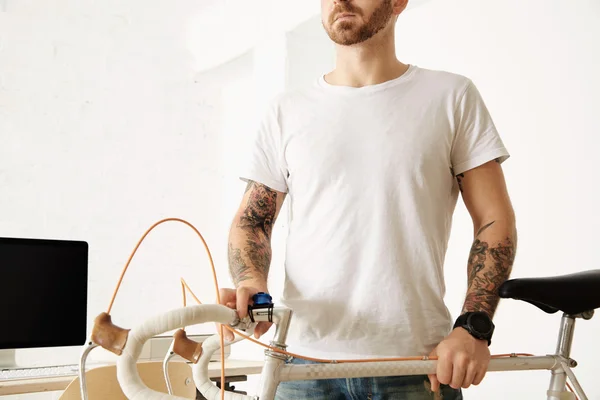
[0,359,264,396]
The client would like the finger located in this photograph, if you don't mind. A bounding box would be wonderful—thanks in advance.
[254,322,273,339]
[450,355,468,389]
[216,290,236,341]
[236,287,253,319]
[462,362,478,389]
[218,288,236,305]
[436,351,453,386]
[427,348,439,392]
[428,374,440,393]
[473,366,486,386]
[473,356,490,386]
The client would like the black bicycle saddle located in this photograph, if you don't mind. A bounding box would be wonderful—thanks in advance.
[498,269,600,315]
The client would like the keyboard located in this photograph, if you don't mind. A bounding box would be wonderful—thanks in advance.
[0,364,79,381]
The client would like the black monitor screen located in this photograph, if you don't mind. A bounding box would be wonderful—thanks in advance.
[0,237,88,349]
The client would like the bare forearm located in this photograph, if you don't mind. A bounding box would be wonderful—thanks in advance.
[461,218,517,318]
[227,181,278,288]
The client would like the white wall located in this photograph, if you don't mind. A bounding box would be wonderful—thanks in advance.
[1,0,598,399]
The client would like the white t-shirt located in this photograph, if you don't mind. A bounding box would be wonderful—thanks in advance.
[240,64,509,360]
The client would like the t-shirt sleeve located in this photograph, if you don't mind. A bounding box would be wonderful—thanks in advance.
[239,102,289,193]
[450,80,510,176]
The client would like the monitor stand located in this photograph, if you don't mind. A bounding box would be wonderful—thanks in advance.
[0,349,16,368]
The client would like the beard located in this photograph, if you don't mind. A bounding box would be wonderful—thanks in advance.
[323,0,394,46]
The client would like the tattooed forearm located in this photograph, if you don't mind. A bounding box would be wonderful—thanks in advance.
[239,228,271,282]
[228,244,253,283]
[462,221,516,317]
[228,180,279,286]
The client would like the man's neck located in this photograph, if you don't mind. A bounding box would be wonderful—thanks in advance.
[324,33,409,88]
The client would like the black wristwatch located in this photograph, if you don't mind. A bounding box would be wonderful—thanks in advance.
[453,311,495,346]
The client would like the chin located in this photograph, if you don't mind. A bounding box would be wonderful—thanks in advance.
[328,28,359,43]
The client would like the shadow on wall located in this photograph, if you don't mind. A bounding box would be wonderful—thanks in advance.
[192,14,334,94]
[186,0,435,74]
[285,15,335,92]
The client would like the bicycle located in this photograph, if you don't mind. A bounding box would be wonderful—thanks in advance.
[76,219,600,400]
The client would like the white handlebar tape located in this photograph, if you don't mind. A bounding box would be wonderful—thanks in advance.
[192,332,254,400]
[116,304,238,400]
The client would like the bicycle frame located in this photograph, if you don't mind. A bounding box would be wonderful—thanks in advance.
[243,307,590,400]
[78,303,592,400]
[256,355,566,399]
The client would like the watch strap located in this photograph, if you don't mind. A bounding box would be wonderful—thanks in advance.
[453,312,494,346]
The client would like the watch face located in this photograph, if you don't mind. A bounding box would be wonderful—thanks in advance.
[469,312,493,335]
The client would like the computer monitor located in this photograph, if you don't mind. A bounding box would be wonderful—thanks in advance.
[0,237,88,359]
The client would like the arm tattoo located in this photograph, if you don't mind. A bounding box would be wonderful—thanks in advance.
[228,244,253,283]
[238,181,277,238]
[476,220,495,237]
[462,221,516,317]
[241,229,272,282]
[228,180,278,285]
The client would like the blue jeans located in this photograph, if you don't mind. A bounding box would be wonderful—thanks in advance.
[275,357,463,400]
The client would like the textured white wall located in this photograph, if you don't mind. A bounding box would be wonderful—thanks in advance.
[1,0,599,399]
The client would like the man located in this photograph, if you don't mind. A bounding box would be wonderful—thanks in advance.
[220,0,517,398]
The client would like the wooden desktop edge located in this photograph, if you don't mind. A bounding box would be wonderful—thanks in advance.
[0,359,264,396]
